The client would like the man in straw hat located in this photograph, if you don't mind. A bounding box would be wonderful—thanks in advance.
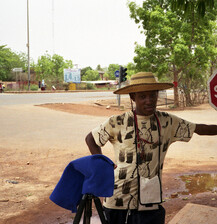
[85,72,217,224]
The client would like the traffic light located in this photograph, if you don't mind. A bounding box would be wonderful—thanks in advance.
[120,66,127,83]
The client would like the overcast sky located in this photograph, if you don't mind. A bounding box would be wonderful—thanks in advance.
[0,0,145,69]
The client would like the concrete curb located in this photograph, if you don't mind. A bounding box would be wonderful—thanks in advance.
[3,90,113,94]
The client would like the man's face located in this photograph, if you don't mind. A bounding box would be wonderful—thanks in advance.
[131,91,158,116]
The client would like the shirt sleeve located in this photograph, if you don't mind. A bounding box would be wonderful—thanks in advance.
[91,116,116,147]
[169,113,196,143]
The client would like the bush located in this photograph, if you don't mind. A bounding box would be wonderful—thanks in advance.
[86,83,95,90]
[76,83,96,90]
[77,83,86,90]
[30,84,39,91]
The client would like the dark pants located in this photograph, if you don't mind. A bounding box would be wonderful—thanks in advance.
[103,205,165,224]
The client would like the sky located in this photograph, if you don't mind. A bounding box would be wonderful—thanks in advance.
[0,0,145,69]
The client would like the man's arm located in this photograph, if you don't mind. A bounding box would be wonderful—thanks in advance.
[85,132,102,155]
[194,124,217,135]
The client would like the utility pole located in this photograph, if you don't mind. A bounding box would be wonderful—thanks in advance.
[27,0,30,91]
[52,0,55,54]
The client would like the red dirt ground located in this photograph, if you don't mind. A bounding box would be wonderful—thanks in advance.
[1,101,216,224]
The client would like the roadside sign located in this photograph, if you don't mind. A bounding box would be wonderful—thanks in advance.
[115,70,119,78]
[208,69,217,110]
[12,68,23,72]
[64,69,81,83]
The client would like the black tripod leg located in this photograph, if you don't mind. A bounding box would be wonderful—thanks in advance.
[73,195,87,224]
[83,195,92,224]
[94,197,109,224]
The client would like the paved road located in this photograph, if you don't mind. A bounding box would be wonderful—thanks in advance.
[0,90,173,106]
[0,91,117,106]
[0,91,117,154]
[0,92,216,161]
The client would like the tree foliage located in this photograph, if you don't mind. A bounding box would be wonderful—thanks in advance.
[82,70,100,81]
[126,62,137,77]
[128,0,217,106]
[107,64,120,80]
[0,45,27,81]
[35,52,73,82]
[81,66,93,79]
[106,63,137,81]
[170,0,214,17]
[96,64,104,71]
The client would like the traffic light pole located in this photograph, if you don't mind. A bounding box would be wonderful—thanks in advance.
[118,66,122,107]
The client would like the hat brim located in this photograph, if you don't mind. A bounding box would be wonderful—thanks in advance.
[114,83,174,94]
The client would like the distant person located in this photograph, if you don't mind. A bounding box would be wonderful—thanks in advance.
[85,72,217,224]
[0,83,3,93]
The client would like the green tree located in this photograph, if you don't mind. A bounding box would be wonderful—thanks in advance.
[170,0,215,17]
[35,52,73,82]
[81,66,93,79]
[128,0,217,106]
[0,45,26,81]
[107,64,120,80]
[82,70,100,81]
[52,54,66,81]
[103,72,109,80]
[16,52,32,71]
[96,64,104,71]
[65,59,73,69]
[126,62,137,78]
[35,53,53,80]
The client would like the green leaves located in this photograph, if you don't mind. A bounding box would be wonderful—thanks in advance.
[35,53,73,81]
[171,0,215,17]
[107,64,120,80]
[82,70,99,81]
[0,45,27,81]
[129,0,217,73]
[128,0,217,106]
[173,43,190,66]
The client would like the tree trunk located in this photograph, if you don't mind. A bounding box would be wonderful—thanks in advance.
[173,71,179,107]
[185,91,192,106]
[184,80,193,106]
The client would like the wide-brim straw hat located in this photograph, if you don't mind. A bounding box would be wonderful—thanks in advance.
[114,72,174,94]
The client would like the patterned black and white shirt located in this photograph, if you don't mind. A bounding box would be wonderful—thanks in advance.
[92,110,196,210]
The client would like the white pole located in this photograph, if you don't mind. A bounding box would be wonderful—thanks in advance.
[52,0,55,54]
[27,0,30,91]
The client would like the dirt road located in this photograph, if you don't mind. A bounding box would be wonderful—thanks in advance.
[0,101,216,224]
